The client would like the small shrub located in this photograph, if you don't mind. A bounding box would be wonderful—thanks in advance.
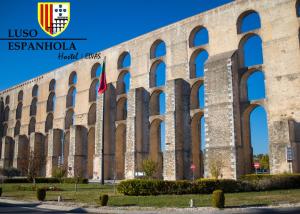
[212,190,225,208]
[36,188,46,201]
[0,187,2,197]
[142,159,157,179]
[99,194,109,206]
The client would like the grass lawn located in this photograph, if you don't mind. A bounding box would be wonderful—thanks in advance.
[1,183,300,208]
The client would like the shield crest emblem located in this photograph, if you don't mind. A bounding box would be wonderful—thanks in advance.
[38,2,70,37]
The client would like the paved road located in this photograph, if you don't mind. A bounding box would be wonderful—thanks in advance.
[0,202,88,213]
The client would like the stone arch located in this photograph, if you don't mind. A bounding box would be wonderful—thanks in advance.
[30,97,37,116]
[115,123,126,179]
[191,112,205,178]
[14,120,21,136]
[149,119,164,179]
[116,70,131,95]
[18,90,23,102]
[88,103,96,125]
[150,60,166,88]
[66,86,76,108]
[118,51,131,69]
[87,127,95,179]
[237,10,261,34]
[28,117,36,135]
[91,62,102,79]
[16,103,22,120]
[116,97,127,121]
[45,113,53,133]
[69,71,77,85]
[189,49,209,79]
[190,80,205,110]
[189,26,209,48]
[47,92,56,112]
[242,104,269,174]
[5,96,9,105]
[149,90,165,116]
[4,106,9,121]
[16,135,29,175]
[3,123,8,136]
[32,84,38,97]
[89,79,99,102]
[150,39,166,59]
[49,79,56,91]
[238,33,263,68]
[65,109,74,130]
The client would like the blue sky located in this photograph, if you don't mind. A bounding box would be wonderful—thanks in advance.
[0,0,268,154]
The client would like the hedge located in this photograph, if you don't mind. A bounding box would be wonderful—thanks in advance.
[117,174,300,196]
[117,179,246,196]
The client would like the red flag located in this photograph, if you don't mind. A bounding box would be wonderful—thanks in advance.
[98,59,107,94]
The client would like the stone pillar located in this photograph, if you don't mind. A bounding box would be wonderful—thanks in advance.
[125,88,150,179]
[0,136,14,168]
[93,84,116,180]
[29,132,45,176]
[68,125,87,177]
[269,119,300,174]
[46,129,63,177]
[204,51,240,179]
[13,135,29,175]
[164,79,191,180]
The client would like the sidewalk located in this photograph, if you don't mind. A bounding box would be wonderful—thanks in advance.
[1,198,300,214]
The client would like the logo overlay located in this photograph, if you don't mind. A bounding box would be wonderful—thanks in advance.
[38,2,70,37]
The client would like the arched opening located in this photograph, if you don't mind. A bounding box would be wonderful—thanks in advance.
[45,113,53,133]
[239,34,263,67]
[14,121,21,136]
[32,85,38,97]
[297,0,300,17]
[115,124,126,179]
[5,96,9,105]
[4,106,9,121]
[189,26,209,47]
[28,117,36,135]
[17,135,29,175]
[189,49,209,79]
[118,51,131,69]
[237,10,261,34]
[65,109,74,130]
[18,90,23,102]
[66,87,77,108]
[30,98,37,116]
[150,90,165,116]
[16,103,22,120]
[190,81,205,110]
[47,92,56,112]
[150,60,166,88]
[49,79,56,91]
[150,39,166,59]
[247,71,265,101]
[191,112,205,178]
[91,63,102,79]
[89,79,99,102]
[116,71,131,95]
[88,103,96,125]
[242,105,269,174]
[3,124,8,136]
[87,127,95,179]
[69,71,77,85]
[149,119,164,179]
[116,98,127,121]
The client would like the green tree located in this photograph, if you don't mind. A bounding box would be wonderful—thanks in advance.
[142,159,157,179]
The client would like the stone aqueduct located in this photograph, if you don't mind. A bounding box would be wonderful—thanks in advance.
[0,0,300,180]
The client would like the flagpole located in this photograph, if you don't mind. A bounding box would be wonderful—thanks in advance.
[101,57,106,185]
